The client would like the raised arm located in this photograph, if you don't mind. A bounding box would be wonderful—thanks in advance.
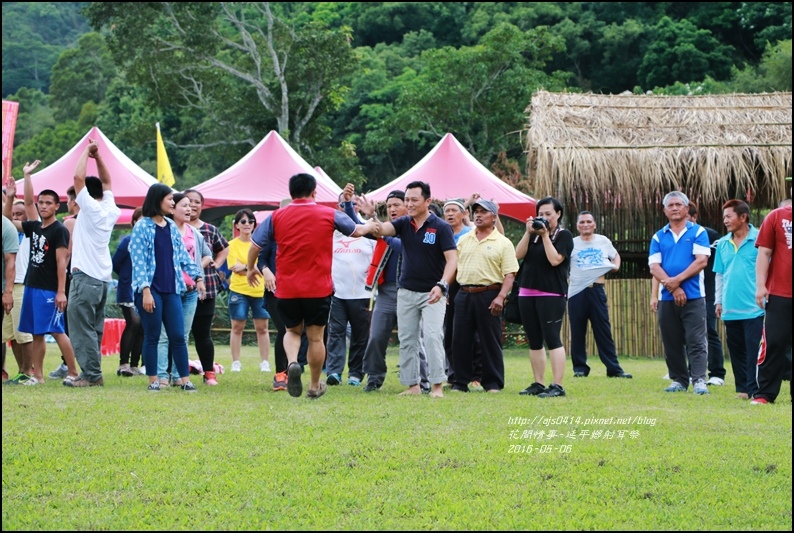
[3,178,16,226]
[22,160,41,222]
[74,141,92,196]
[92,140,111,191]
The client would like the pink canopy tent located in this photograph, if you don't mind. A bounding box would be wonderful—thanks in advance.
[366,133,536,222]
[194,131,342,220]
[15,126,158,209]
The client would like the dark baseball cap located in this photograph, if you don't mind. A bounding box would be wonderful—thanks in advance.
[472,199,498,215]
[386,190,405,201]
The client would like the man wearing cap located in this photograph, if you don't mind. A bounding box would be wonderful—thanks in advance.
[649,191,711,395]
[374,180,457,398]
[346,189,431,392]
[568,211,632,379]
[751,178,792,405]
[450,199,518,392]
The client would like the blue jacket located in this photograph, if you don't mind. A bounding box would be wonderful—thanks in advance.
[129,217,202,294]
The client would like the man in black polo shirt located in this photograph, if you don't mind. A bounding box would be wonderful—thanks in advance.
[375,181,457,398]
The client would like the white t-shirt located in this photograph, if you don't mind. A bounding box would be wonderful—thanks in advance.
[331,230,375,300]
[14,234,30,284]
[71,187,121,281]
[568,234,618,298]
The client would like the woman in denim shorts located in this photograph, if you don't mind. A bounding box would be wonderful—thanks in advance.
[226,209,271,372]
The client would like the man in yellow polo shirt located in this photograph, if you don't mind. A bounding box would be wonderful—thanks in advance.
[450,199,519,393]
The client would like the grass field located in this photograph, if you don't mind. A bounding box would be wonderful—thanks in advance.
[2,344,791,530]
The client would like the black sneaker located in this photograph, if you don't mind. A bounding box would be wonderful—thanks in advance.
[420,383,431,394]
[147,382,161,392]
[538,384,566,398]
[180,381,198,393]
[287,362,303,398]
[519,382,547,396]
[363,382,381,392]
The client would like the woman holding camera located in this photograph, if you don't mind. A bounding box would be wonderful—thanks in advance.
[515,196,573,398]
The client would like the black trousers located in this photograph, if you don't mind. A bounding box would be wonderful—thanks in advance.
[451,289,504,391]
[755,295,793,402]
[568,285,624,376]
[444,281,482,382]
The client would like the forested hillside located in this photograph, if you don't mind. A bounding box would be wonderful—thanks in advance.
[2,2,791,193]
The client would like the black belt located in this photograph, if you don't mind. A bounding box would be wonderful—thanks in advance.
[586,282,604,289]
[460,283,502,294]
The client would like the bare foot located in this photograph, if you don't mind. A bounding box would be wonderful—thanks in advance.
[429,383,444,398]
[399,385,421,396]
[736,392,749,400]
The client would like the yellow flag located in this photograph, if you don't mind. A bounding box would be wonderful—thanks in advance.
[156,122,175,187]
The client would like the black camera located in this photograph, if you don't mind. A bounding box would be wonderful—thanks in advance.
[531,217,549,231]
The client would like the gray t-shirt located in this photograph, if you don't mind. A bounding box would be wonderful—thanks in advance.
[568,234,617,298]
[2,215,19,290]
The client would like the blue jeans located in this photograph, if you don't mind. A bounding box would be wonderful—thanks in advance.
[136,290,189,379]
[157,289,198,379]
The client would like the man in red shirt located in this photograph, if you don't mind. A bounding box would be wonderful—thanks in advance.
[752,179,792,405]
[246,173,376,399]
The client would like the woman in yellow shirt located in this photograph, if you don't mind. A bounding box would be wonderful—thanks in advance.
[226,209,271,373]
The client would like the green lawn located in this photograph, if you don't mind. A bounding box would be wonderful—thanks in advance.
[2,345,791,530]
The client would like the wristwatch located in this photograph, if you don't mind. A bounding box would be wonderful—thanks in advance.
[435,280,449,296]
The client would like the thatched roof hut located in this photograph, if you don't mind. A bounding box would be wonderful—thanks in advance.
[523,90,792,276]
[525,90,791,210]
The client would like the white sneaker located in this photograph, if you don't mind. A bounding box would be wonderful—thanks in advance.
[259,360,271,372]
[22,377,40,386]
[231,361,242,372]
[707,377,725,386]
[662,373,671,380]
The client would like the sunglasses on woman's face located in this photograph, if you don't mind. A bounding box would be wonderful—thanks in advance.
[238,219,255,224]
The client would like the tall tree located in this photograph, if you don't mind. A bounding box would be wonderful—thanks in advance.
[85,2,358,153]
[638,16,733,89]
[49,32,118,122]
[366,23,569,165]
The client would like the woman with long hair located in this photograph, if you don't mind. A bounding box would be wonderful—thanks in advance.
[226,209,271,373]
[184,190,229,388]
[157,193,213,385]
[113,207,144,376]
[129,184,205,392]
[515,196,574,398]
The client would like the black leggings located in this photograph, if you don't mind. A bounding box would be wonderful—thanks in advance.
[518,296,567,350]
[119,306,144,367]
[192,297,216,373]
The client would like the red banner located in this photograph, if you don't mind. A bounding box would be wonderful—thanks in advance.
[2,100,20,185]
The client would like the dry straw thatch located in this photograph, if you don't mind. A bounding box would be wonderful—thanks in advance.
[524,90,792,212]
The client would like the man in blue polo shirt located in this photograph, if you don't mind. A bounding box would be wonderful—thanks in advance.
[713,199,763,400]
[375,180,457,398]
[649,191,711,395]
